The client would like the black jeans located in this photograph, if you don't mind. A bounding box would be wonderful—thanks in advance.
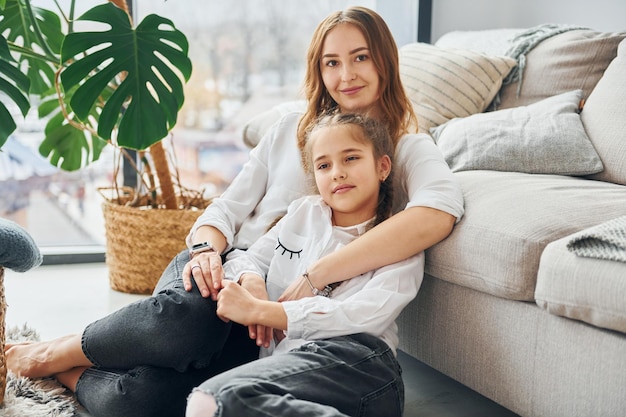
[75,250,259,417]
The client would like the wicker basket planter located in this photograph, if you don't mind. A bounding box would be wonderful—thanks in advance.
[101,192,207,295]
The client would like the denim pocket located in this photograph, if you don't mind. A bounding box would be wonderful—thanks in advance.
[358,379,403,417]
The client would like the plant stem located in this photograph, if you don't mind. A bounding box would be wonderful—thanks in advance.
[149,141,178,209]
[24,0,57,60]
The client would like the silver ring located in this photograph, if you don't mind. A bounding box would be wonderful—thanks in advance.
[191,265,201,272]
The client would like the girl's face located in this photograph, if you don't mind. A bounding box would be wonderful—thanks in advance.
[310,124,391,227]
[320,23,381,116]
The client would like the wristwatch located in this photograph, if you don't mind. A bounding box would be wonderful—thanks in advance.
[189,241,217,258]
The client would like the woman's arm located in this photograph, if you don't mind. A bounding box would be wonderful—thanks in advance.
[184,113,307,298]
[284,206,453,295]
[184,225,229,298]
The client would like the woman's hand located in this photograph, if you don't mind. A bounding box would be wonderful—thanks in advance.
[277,274,315,302]
[183,251,224,300]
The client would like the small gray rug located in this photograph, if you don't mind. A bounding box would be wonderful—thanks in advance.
[1,324,80,417]
[567,216,626,263]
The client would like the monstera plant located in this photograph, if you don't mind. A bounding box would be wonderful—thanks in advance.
[0,0,195,210]
[1,0,208,294]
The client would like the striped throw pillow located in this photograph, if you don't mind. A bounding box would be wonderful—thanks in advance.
[399,43,516,134]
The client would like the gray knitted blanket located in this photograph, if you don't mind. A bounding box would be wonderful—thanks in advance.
[503,23,589,92]
[567,216,626,263]
[0,217,42,272]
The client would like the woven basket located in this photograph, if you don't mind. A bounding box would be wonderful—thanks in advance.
[0,266,6,404]
[102,201,204,294]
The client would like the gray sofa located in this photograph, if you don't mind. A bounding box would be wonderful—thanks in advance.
[242,26,626,417]
[396,28,626,417]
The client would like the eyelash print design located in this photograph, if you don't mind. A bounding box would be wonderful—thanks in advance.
[276,238,302,259]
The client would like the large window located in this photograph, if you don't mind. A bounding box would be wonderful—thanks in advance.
[1,0,418,261]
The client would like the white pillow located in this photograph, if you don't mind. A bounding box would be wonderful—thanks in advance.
[430,90,604,176]
[399,43,517,134]
[582,38,626,185]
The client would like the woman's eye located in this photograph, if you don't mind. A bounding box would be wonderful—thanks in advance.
[356,54,368,62]
[324,59,338,67]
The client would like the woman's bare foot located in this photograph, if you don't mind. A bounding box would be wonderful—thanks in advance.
[6,334,91,378]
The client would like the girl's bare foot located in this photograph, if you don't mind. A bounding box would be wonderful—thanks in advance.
[6,334,91,378]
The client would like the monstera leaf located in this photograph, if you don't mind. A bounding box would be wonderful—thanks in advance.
[0,35,29,147]
[38,110,108,171]
[0,0,63,95]
[60,2,192,151]
[37,85,109,171]
[0,0,64,147]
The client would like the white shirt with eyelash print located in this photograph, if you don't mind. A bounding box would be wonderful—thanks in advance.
[222,195,424,358]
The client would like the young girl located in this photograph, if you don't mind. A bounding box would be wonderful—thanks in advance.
[186,112,423,416]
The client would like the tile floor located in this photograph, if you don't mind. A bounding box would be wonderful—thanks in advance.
[4,262,518,417]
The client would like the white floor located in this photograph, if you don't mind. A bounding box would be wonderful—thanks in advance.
[4,262,147,340]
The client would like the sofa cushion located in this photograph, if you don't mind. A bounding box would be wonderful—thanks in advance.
[582,38,626,186]
[426,171,626,301]
[535,225,626,334]
[429,89,603,176]
[242,100,306,148]
[497,30,626,110]
[399,43,516,134]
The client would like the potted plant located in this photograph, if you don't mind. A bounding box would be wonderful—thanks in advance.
[0,0,209,294]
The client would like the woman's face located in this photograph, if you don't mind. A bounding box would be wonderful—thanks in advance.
[320,23,381,116]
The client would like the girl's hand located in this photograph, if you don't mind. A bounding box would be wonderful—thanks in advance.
[277,275,314,302]
[224,274,273,348]
[217,281,257,324]
[183,251,224,300]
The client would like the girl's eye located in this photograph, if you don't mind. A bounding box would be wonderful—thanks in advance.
[346,155,359,162]
[317,163,329,170]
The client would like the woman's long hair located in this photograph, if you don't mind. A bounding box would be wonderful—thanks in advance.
[297,6,417,166]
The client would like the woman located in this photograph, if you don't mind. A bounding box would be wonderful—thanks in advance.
[187,112,421,416]
[185,5,463,305]
[7,6,463,417]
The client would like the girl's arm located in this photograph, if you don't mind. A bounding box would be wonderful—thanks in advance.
[218,280,288,330]
[219,254,421,340]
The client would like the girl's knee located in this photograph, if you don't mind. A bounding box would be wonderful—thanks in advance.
[186,390,218,417]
